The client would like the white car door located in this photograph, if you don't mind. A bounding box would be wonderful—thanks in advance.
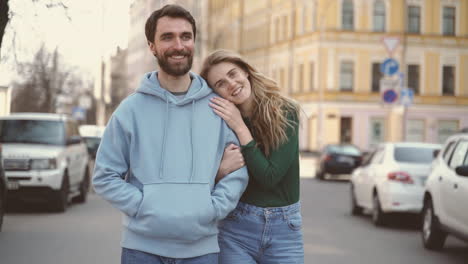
[354,151,375,207]
[362,147,386,209]
[444,140,468,234]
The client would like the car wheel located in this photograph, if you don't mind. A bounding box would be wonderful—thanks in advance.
[73,167,89,204]
[316,169,325,180]
[350,185,363,216]
[372,193,387,226]
[421,198,447,250]
[53,174,69,212]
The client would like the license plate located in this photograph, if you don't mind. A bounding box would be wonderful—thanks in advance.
[7,181,20,190]
[338,156,354,164]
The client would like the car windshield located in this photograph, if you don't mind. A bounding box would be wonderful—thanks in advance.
[0,119,64,145]
[328,145,361,156]
[394,146,438,164]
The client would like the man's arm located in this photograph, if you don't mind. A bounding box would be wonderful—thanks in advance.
[211,125,249,221]
[92,115,142,217]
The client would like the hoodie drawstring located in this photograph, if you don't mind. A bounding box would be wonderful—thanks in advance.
[189,100,195,183]
[159,95,169,178]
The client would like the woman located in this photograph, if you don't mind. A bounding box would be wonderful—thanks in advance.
[201,50,304,264]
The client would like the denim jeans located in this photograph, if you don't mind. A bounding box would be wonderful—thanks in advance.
[218,201,304,264]
[121,248,218,264]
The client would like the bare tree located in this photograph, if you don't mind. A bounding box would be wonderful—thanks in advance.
[0,0,69,55]
[11,44,80,113]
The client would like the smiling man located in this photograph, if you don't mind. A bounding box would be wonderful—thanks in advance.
[92,4,248,264]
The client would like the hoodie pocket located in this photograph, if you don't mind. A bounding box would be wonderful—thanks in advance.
[128,183,217,241]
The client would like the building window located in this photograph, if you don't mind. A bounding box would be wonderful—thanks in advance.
[406,119,425,142]
[371,63,382,92]
[443,6,455,36]
[407,5,421,34]
[309,62,315,91]
[340,61,354,91]
[407,65,420,94]
[438,120,458,143]
[298,64,304,93]
[442,66,455,96]
[342,0,354,30]
[370,117,385,148]
[373,1,386,32]
[340,117,352,143]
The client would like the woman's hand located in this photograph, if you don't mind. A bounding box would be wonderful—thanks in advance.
[209,97,245,132]
[209,97,254,145]
[216,143,245,183]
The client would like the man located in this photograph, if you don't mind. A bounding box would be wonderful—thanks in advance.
[92,4,248,264]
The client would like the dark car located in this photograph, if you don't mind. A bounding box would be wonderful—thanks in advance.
[316,144,363,180]
[0,143,6,231]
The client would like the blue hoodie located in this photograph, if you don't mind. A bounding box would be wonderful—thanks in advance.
[92,71,248,258]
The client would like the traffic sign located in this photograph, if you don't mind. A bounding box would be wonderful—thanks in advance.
[72,106,86,121]
[380,78,399,93]
[382,36,400,55]
[381,58,399,76]
[400,88,414,106]
[382,89,398,104]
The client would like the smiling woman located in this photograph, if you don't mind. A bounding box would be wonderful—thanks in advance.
[200,49,304,263]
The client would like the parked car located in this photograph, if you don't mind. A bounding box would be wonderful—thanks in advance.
[0,113,89,212]
[316,144,363,180]
[350,142,441,226]
[422,133,468,250]
[0,143,6,231]
[79,125,105,160]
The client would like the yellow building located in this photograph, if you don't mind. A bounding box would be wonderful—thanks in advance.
[206,0,468,151]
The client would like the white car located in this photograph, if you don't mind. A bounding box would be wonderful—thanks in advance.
[350,142,441,226]
[79,125,105,160]
[422,133,468,250]
[0,113,89,211]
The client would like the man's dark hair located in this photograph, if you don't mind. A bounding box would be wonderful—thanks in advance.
[145,4,197,44]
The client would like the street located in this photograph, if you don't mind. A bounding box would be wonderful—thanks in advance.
[1,176,467,264]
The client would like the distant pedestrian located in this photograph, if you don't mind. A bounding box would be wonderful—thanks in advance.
[201,50,304,263]
[92,6,248,264]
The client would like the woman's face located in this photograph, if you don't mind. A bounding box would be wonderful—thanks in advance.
[206,62,252,105]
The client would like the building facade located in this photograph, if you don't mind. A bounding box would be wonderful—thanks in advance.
[206,0,468,151]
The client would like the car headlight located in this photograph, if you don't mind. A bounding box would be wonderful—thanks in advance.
[30,158,57,170]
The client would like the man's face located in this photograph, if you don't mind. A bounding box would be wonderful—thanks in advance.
[149,16,195,77]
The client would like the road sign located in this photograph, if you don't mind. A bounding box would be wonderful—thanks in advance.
[382,89,398,104]
[72,106,86,121]
[380,77,399,93]
[400,88,414,106]
[382,36,400,55]
[381,58,399,76]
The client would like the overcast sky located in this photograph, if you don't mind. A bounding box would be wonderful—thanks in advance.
[0,0,131,82]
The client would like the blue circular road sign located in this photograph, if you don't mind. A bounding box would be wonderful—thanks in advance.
[383,89,398,103]
[381,58,399,76]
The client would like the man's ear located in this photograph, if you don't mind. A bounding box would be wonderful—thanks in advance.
[148,41,155,53]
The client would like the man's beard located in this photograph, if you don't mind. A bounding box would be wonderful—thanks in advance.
[154,50,193,76]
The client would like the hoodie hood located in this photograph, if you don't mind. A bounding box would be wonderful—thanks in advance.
[136,71,212,105]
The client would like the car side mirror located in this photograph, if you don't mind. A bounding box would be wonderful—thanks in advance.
[455,165,468,177]
[433,149,440,158]
[67,135,82,145]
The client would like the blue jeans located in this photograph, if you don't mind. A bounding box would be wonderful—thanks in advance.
[121,248,218,264]
[218,201,304,264]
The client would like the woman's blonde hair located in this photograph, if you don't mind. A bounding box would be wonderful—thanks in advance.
[200,50,300,156]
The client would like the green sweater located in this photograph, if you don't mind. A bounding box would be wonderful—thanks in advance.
[240,111,300,208]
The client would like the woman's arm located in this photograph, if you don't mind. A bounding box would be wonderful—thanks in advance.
[209,97,253,145]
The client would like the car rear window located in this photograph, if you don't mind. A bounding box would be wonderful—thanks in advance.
[328,145,361,156]
[394,147,438,163]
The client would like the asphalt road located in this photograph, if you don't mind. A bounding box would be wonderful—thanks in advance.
[0,179,467,264]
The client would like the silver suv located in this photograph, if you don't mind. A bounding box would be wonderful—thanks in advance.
[0,113,89,212]
[422,133,468,250]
